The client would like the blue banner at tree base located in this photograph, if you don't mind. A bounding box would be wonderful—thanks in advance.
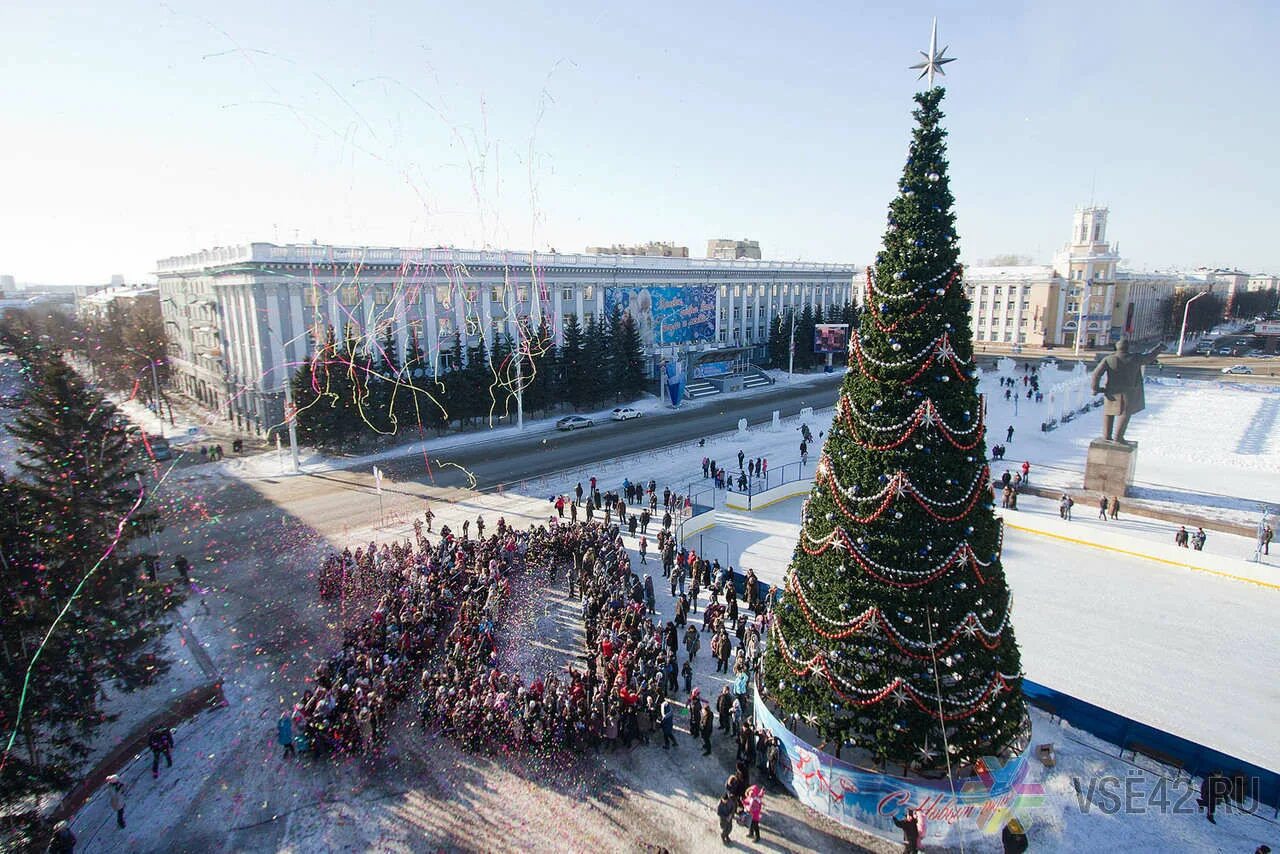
[754,685,1039,846]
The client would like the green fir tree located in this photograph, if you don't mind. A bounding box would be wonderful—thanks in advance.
[762,88,1026,771]
[612,312,648,400]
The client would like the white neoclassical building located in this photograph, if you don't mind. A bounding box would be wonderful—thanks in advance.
[156,244,857,433]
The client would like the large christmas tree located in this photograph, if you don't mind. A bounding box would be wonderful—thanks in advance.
[762,88,1026,771]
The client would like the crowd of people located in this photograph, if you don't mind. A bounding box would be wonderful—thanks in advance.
[287,485,789,812]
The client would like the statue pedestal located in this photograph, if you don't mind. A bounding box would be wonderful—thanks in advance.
[1084,440,1137,496]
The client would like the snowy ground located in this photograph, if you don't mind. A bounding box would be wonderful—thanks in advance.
[723,493,1280,770]
[67,481,1280,853]
[979,362,1280,523]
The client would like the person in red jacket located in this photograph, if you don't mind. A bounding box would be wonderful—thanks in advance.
[893,808,922,853]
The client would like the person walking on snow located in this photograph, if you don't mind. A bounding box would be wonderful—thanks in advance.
[717,793,737,843]
[277,710,295,760]
[1059,494,1073,520]
[148,726,173,778]
[1109,496,1120,520]
[1020,460,1030,483]
[1175,526,1189,547]
[106,775,127,828]
[1098,495,1109,520]
[1192,527,1207,551]
[1006,425,1014,442]
[660,699,677,749]
[744,783,764,842]
[684,624,700,662]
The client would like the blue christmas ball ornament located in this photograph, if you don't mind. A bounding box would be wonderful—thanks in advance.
[895,271,907,281]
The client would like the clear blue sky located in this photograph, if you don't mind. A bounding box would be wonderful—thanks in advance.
[3,0,1277,283]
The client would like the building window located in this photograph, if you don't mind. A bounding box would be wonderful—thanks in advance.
[1004,332,1013,342]
[305,288,322,308]
[435,286,452,308]
[1019,332,1027,342]
[1022,300,1030,310]
[491,286,503,302]
[1007,301,1016,310]
[375,288,391,306]
[518,286,529,303]
[994,286,1002,295]
[341,285,359,306]
[733,285,741,297]
[584,285,594,300]
[978,302,987,310]
[977,317,986,327]
[1020,317,1028,326]
[721,285,729,297]
[562,287,573,301]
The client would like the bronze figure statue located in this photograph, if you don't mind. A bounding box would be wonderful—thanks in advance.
[1090,338,1165,443]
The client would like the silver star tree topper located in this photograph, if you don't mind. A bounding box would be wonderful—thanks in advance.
[910,18,956,87]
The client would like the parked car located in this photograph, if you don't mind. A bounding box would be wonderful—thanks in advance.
[1221,365,1253,375]
[1040,356,1061,368]
[144,434,172,460]
[556,415,594,431]
[611,407,642,421]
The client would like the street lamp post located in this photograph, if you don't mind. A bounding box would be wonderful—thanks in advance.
[124,347,169,434]
[1073,279,1092,359]
[1176,291,1209,357]
[787,308,796,383]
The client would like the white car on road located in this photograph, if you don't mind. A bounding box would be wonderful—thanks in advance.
[1221,365,1253,375]
[611,407,642,421]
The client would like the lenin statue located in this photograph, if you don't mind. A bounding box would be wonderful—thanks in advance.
[1089,339,1165,443]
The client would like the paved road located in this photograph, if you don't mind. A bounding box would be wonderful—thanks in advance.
[175,376,844,521]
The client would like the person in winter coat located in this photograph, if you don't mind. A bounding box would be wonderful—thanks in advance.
[700,702,714,755]
[47,820,76,854]
[1059,494,1073,520]
[717,685,734,733]
[1109,496,1120,519]
[684,624,700,662]
[1175,526,1189,547]
[1192,527,1207,551]
[148,726,174,778]
[681,660,694,693]
[660,700,677,749]
[743,783,764,841]
[1001,818,1029,852]
[1198,769,1230,824]
[277,710,295,759]
[716,793,737,843]
[106,774,127,828]
[643,574,655,613]
[893,808,922,853]
[1098,495,1109,519]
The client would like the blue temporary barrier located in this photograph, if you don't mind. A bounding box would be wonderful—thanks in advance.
[1022,679,1279,811]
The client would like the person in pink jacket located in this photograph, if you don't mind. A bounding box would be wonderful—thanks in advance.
[743,783,764,841]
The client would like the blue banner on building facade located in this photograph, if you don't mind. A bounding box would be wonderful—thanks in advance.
[605,285,716,349]
[754,686,1038,846]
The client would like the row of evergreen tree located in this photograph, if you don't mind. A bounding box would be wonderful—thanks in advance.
[765,301,861,371]
[291,307,649,450]
[0,310,177,823]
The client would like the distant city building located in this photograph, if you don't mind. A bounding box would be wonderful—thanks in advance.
[1247,274,1279,293]
[0,275,14,296]
[707,239,762,260]
[586,241,689,258]
[76,284,160,322]
[157,244,856,434]
[960,207,1242,351]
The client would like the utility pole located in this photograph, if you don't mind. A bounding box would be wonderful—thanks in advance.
[1177,291,1208,357]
